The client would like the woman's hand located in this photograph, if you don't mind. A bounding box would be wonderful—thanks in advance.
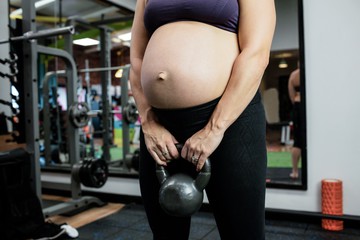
[142,120,180,166]
[181,127,224,171]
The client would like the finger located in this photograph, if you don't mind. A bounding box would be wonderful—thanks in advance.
[182,141,197,162]
[187,146,199,164]
[167,143,180,160]
[150,148,167,166]
[196,155,206,172]
[190,155,199,166]
[196,154,208,172]
[160,148,170,160]
[162,143,180,162]
[180,144,189,160]
[158,148,171,162]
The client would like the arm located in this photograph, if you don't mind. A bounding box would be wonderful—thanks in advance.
[288,71,297,104]
[183,0,276,170]
[129,0,150,126]
[129,0,179,165]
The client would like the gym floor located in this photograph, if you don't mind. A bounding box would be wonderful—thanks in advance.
[44,198,360,240]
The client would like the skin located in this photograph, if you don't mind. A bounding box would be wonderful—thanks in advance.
[288,66,301,178]
[130,0,276,171]
[288,67,301,104]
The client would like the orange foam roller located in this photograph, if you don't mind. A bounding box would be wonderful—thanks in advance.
[321,179,343,231]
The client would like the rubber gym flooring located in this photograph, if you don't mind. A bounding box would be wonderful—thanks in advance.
[43,198,360,240]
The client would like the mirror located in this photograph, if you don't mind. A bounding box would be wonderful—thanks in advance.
[262,0,307,189]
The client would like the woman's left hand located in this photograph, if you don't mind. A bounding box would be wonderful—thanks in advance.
[181,127,224,171]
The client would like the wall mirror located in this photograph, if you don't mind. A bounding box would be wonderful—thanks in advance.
[262,0,307,189]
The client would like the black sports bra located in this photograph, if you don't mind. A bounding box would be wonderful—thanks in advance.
[144,0,239,36]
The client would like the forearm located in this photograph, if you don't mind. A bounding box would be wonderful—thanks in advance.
[129,0,154,128]
[205,0,275,135]
[129,60,158,128]
[206,49,269,134]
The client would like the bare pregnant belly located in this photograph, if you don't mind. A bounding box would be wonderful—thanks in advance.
[141,21,239,109]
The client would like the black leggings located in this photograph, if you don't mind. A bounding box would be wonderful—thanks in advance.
[139,92,267,240]
[292,102,302,149]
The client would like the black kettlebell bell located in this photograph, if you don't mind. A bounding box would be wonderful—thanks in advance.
[156,143,211,217]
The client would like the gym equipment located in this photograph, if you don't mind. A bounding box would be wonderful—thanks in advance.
[37,46,106,217]
[41,71,67,165]
[156,144,211,217]
[124,148,140,171]
[0,26,74,44]
[11,2,106,217]
[68,101,138,128]
[79,65,128,73]
[0,52,18,65]
[41,65,137,173]
[0,54,18,86]
[68,102,91,128]
[73,157,109,188]
[119,66,135,168]
[122,101,139,124]
[0,99,19,115]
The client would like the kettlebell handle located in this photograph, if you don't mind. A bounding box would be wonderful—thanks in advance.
[156,143,211,190]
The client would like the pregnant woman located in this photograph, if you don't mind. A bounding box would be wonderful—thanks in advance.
[130,0,276,239]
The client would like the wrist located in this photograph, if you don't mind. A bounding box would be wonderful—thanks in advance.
[140,108,158,128]
[206,120,227,136]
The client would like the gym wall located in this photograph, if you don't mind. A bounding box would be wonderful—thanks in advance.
[266,0,360,216]
[271,0,299,51]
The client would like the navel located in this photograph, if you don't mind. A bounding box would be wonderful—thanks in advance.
[157,71,168,81]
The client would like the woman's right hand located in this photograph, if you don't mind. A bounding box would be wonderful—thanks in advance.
[142,120,180,166]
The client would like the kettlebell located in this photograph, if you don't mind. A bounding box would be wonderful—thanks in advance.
[156,144,211,217]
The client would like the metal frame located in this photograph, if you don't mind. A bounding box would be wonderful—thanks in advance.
[37,47,106,217]
[99,26,112,163]
[64,19,115,164]
[41,64,132,167]
[63,18,135,171]
[20,0,105,218]
[120,65,131,161]
[22,0,41,199]
[37,46,80,167]
[42,70,66,165]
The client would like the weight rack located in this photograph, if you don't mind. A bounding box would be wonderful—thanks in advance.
[13,0,106,218]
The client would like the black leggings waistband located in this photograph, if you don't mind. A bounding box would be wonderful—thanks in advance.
[152,91,261,143]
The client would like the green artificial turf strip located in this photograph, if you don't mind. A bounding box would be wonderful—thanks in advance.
[267,151,302,168]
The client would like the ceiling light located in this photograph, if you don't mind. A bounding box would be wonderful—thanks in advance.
[274,52,293,59]
[73,38,99,46]
[278,59,288,69]
[115,69,123,78]
[118,32,131,42]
